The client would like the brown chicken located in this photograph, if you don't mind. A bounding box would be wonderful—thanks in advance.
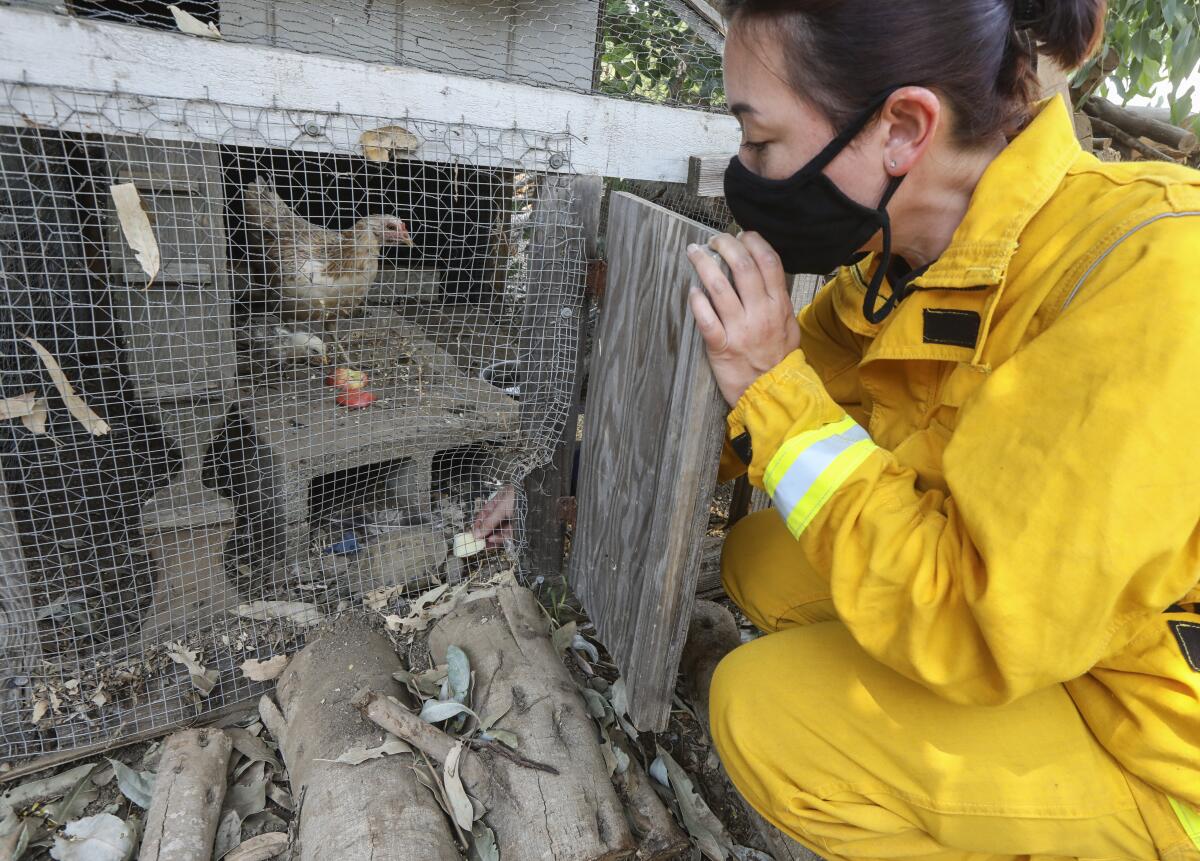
[243,178,414,324]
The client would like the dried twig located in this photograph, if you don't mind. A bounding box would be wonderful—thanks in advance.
[465,737,559,775]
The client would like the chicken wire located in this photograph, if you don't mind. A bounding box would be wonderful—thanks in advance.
[9,0,725,111]
[0,81,586,760]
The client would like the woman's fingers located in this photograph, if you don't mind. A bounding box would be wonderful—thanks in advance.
[708,232,768,308]
[686,243,742,323]
[472,484,516,539]
[688,286,729,353]
[739,231,789,307]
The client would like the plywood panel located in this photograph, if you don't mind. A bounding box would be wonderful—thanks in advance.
[568,192,726,730]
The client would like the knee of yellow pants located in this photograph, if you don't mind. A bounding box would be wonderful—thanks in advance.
[708,625,1161,860]
[721,509,836,632]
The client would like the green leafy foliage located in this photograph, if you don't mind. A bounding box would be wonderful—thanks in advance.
[1079,0,1200,127]
[596,0,725,107]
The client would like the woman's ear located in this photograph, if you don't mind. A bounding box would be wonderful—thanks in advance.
[880,86,941,175]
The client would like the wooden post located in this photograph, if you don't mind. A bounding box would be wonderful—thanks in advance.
[522,176,601,585]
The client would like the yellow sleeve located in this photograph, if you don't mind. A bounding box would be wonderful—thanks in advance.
[796,270,872,425]
[727,218,1200,705]
[718,271,868,483]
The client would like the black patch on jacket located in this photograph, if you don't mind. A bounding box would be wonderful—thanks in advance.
[923,309,981,348]
[1168,620,1200,672]
[730,431,753,466]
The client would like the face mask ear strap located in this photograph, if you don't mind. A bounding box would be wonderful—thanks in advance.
[805,86,904,175]
[861,174,910,324]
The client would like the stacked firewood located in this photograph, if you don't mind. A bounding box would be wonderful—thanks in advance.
[1076,99,1200,166]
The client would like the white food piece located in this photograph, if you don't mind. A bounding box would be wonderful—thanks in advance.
[452,531,487,559]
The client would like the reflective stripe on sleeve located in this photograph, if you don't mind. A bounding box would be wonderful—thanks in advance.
[1168,797,1200,849]
[764,416,877,538]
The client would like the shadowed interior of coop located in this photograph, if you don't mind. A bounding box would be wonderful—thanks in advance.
[0,105,578,758]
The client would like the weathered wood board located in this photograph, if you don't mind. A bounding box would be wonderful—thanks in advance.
[568,192,727,731]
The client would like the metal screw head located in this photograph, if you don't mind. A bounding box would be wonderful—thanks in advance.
[558,305,574,319]
[548,152,566,169]
[303,121,322,137]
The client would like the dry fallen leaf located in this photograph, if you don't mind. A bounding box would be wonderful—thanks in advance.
[360,125,419,162]
[0,392,37,421]
[234,601,324,628]
[551,620,577,654]
[23,339,110,436]
[656,748,732,861]
[240,655,289,682]
[168,5,222,38]
[363,583,406,613]
[315,738,411,765]
[22,398,48,435]
[29,697,49,725]
[109,183,161,283]
[224,832,288,861]
[443,741,474,831]
[166,642,218,696]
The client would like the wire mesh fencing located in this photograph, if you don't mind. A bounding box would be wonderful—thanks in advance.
[7,0,726,111]
[0,81,585,760]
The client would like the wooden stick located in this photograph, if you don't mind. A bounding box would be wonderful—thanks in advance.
[138,728,233,861]
[1085,98,1197,153]
[1085,114,1176,162]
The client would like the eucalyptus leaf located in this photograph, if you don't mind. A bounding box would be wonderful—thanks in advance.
[317,738,412,765]
[580,687,613,726]
[570,633,600,663]
[443,742,473,831]
[212,809,242,860]
[657,748,732,861]
[446,645,471,704]
[106,759,154,810]
[469,822,499,861]
[225,728,281,770]
[223,774,267,821]
[732,846,775,861]
[419,699,478,724]
[550,620,577,653]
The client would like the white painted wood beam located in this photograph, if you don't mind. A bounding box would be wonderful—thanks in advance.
[0,6,739,182]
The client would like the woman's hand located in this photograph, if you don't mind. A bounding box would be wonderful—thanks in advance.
[472,484,516,548]
[686,231,802,407]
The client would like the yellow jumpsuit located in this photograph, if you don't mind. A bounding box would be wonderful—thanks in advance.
[710,96,1200,860]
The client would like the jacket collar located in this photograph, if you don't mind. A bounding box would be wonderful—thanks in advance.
[832,95,1082,354]
[909,94,1081,291]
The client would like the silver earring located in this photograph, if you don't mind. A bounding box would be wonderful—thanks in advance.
[889,159,898,168]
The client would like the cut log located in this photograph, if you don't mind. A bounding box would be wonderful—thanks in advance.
[138,728,233,861]
[273,613,458,861]
[1084,98,1198,154]
[1084,115,1174,162]
[360,580,635,860]
[679,601,824,861]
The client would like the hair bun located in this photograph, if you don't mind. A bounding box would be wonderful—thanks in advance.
[1019,0,1106,71]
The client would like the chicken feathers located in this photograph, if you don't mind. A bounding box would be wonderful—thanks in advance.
[243,178,413,324]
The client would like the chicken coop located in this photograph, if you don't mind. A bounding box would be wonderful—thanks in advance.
[0,0,738,762]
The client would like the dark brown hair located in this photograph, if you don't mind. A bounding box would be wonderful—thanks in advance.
[723,0,1106,144]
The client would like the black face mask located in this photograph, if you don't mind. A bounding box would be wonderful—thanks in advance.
[724,88,919,324]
